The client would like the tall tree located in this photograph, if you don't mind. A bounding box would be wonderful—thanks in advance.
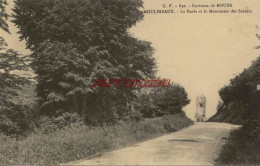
[0,0,9,33]
[13,0,156,124]
[0,1,31,135]
[0,37,30,134]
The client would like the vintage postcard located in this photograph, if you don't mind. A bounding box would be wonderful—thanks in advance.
[0,0,259,165]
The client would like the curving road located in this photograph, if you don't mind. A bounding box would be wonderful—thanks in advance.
[65,122,240,165]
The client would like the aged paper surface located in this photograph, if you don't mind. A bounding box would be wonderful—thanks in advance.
[1,0,259,165]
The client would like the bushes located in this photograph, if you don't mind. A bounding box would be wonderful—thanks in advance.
[134,83,190,118]
[34,112,84,134]
[0,113,193,166]
[0,36,30,136]
[208,101,251,124]
[215,120,260,165]
[213,55,260,124]
[211,36,260,123]
[0,104,34,136]
[0,84,38,136]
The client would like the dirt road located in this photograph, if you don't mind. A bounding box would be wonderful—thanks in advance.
[66,122,240,165]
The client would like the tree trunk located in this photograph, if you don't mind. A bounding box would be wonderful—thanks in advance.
[82,95,87,124]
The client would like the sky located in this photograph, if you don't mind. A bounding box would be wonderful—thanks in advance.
[130,0,260,119]
[2,0,260,120]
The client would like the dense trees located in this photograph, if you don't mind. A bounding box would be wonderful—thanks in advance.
[0,0,191,135]
[211,34,260,123]
[135,83,190,118]
[0,1,31,135]
[0,37,31,135]
[0,0,192,135]
[0,0,9,33]
[210,35,260,165]
[13,0,156,124]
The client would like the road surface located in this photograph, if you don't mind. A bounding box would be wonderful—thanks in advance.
[65,122,240,165]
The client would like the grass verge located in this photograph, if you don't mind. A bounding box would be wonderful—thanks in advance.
[215,120,260,165]
[0,112,193,166]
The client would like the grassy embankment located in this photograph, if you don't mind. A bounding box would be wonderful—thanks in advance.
[208,102,251,124]
[215,120,260,165]
[0,113,193,166]
[208,103,260,165]
[209,54,260,164]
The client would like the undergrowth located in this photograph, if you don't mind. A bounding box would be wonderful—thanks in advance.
[0,113,193,166]
[215,120,260,165]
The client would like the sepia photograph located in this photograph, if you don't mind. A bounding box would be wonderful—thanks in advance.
[0,0,259,165]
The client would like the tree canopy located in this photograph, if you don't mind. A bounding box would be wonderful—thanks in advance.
[0,0,9,33]
[135,83,190,118]
[217,34,260,121]
[13,0,157,124]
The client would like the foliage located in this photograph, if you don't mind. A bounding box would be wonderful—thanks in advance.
[12,0,157,124]
[0,0,9,33]
[0,0,36,136]
[216,100,224,112]
[12,0,144,51]
[11,83,38,108]
[0,36,31,135]
[215,119,260,165]
[135,83,190,118]
[34,112,84,134]
[210,34,260,123]
[0,104,34,136]
[0,113,193,166]
[210,36,260,165]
